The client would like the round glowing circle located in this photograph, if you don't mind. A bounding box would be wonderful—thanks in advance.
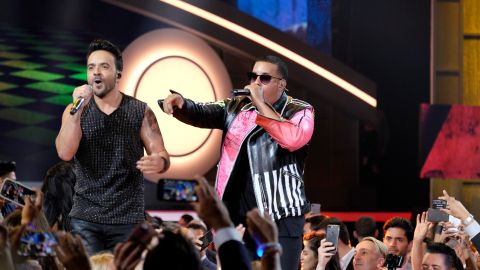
[135,56,214,156]
[119,28,232,180]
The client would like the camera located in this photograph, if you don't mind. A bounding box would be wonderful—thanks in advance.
[383,254,403,270]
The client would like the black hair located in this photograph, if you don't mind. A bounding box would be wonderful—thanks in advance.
[86,39,123,72]
[383,217,414,242]
[143,230,201,270]
[0,161,15,177]
[425,242,464,270]
[306,215,327,231]
[41,162,75,231]
[355,216,378,238]
[255,55,288,80]
[180,214,194,223]
[187,222,207,234]
[304,232,342,270]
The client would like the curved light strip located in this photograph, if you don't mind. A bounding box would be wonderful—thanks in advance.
[160,0,377,108]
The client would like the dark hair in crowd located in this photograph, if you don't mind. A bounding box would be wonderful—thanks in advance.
[318,217,351,246]
[426,242,464,270]
[304,231,342,270]
[41,162,75,231]
[383,217,414,241]
[143,230,201,270]
[305,215,327,231]
[355,216,377,238]
[0,160,15,177]
[255,55,288,80]
[87,39,123,72]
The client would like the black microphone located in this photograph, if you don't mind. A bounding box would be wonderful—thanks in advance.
[70,98,85,115]
[232,89,250,96]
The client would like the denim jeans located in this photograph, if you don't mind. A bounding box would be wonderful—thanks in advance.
[70,217,138,256]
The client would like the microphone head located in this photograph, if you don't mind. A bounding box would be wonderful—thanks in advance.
[232,89,250,96]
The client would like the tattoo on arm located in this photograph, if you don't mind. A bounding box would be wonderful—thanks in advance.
[145,107,161,137]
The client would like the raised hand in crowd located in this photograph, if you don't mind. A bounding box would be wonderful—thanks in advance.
[246,208,281,270]
[192,176,233,230]
[315,238,336,270]
[411,211,432,270]
[113,222,156,270]
[54,232,91,270]
[439,190,470,221]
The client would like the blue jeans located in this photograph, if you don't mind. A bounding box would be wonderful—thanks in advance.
[70,217,138,256]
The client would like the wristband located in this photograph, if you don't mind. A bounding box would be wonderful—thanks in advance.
[256,242,282,257]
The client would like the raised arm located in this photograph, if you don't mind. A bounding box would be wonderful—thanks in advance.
[137,106,170,181]
[55,85,92,161]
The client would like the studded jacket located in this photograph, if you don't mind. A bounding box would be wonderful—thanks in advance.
[170,92,314,220]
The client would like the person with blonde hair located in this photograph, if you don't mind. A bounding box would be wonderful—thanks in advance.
[90,252,115,270]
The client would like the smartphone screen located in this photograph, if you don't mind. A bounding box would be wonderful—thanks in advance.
[198,230,213,251]
[427,208,449,222]
[310,203,321,214]
[157,179,198,202]
[0,178,36,207]
[18,231,57,257]
[326,224,340,253]
[432,199,447,209]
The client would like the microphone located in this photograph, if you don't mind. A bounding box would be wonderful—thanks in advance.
[70,98,85,115]
[232,89,250,96]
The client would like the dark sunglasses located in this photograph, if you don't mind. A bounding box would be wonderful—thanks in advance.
[247,72,283,85]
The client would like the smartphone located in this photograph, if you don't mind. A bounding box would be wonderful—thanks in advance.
[157,179,198,202]
[432,199,447,209]
[198,229,213,251]
[0,178,36,207]
[18,231,57,257]
[427,208,449,222]
[326,224,340,253]
[310,203,321,215]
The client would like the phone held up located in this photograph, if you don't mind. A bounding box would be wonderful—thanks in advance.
[427,199,449,222]
[0,178,36,207]
[326,224,340,253]
[18,230,57,257]
[198,229,213,251]
[157,179,198,202]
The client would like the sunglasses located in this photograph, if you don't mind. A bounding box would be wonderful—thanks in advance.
[247,72,283,85]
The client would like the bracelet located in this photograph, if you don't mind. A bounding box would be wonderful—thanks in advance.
[158,156,170,173]
[256,242,282,257]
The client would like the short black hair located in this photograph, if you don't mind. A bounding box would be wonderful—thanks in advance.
[425,242,463,270]
[0,160,15,177]
[86,39,123,72]
[144,230,201,270]
[355,216,377,238]
[255,55,288,80]
[383,217,413,241]
[180,214,194,223]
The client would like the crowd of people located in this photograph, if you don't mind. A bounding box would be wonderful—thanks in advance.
[0,38,479,270]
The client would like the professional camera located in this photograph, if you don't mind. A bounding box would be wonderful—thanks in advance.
[383,254,403,270]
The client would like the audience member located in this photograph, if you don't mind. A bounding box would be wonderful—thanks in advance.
[179,214,194,227]
[301,231,342,270]
[383,217,414,270]
[0,160,17,220]
[90,252,114,270]
[354,237,388,270]
[305,214,327,234]
[41,161,75,231]
[354,216,379,243]
[422,242,464,270]
[317,217,355,270]
[187,220,217,270]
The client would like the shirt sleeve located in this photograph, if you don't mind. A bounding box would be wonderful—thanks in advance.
[213,227,243,248]
[255,107,314,152]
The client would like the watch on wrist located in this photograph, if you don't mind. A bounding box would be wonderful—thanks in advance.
[462,214,474,226]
